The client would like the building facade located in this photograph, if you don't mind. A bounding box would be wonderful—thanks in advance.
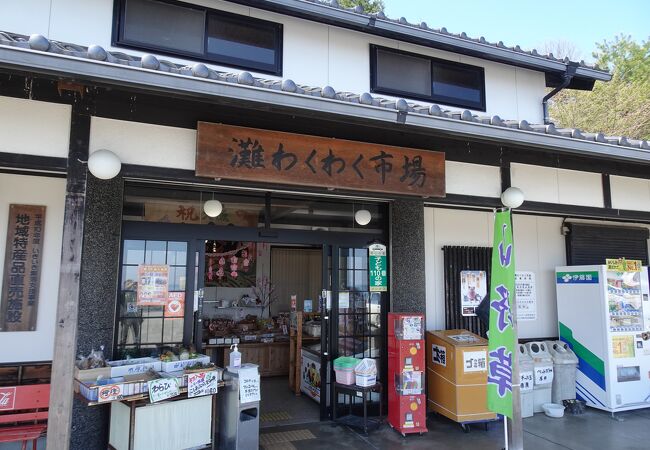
[0,1,649,448]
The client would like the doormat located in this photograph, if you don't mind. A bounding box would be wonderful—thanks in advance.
[259,429,316,446]
[261,411,293,422]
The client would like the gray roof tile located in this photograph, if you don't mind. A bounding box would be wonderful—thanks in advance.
[0,31,645,154]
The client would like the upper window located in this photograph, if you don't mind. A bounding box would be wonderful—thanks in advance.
[370,45,486,111]
[114,0,283,75]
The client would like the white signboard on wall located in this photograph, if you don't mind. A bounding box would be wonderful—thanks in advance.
[515,271,537,321]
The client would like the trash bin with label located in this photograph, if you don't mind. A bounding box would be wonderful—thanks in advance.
[524,341,554,413]
[517,344,534,418]
[219,363,260,450]
[545,340,579,404]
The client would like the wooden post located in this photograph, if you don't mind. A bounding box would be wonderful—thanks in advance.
[46,101,90,450]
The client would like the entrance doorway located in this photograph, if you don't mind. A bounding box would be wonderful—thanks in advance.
[115,184,388,426]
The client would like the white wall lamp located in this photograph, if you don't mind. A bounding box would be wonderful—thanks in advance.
[354,209,372,226]
[87,149,122,180]
[501,186,525,209]
[203,199,223,218]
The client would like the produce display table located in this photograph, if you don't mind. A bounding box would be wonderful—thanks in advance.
[78,382,227,450]
[332,382,383,434]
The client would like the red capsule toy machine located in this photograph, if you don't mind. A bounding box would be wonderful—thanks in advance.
[388,312,427,436]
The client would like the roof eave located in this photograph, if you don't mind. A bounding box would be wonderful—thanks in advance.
[0,45,642,164]
[229,0,611,81]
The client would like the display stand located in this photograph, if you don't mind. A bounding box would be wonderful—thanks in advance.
[77,382,226,450]
[332,382,383,434]
[289,312,320,395]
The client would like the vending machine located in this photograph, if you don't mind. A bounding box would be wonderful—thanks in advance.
[555,265,650,412]
[388,313,427,436]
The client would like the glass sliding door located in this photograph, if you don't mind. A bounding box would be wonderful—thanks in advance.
[115,239,191,359]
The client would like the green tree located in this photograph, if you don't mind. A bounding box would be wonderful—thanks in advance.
[337,0,385,14]
[549,35,650,140]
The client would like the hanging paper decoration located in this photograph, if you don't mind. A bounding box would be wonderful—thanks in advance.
[205,242,257,288]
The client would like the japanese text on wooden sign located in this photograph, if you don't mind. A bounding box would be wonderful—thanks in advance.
[196,123,445,197]
[1,205,46,332]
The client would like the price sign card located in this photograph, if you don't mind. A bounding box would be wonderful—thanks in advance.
[148,378,180,403]
[188,371,219,398]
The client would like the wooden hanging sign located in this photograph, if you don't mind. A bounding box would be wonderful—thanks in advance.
[196,123,445,197]
[1,204,46,332]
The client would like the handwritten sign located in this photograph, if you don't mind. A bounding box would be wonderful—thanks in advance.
[196,123,445,198]
[238,365,261,403]
[520,371,534,391]
[98,384,124,403]
[515,271,536,321]
[1,204,46,332]
[534,366,554,385]
[137,265,169,306]
[462,350,487,373]
[432,344,446,367]
[148,378,180,403]
[187,371,219,398]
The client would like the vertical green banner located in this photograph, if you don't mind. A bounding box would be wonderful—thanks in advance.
[487,209,516,419]
[368,243,387,292]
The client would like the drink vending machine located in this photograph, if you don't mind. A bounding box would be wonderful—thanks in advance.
[555,264,650,413]
[388,313,428,436]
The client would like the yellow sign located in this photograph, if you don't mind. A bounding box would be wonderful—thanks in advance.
[612,335,635,359]
[606,258,642,272]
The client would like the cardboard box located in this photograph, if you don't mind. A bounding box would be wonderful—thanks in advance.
[426,330,496,423]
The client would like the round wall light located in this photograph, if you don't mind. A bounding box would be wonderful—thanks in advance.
[501,186,525,209]
[354,209,372,226]
[88,149,121,180]
[203,199,223,218]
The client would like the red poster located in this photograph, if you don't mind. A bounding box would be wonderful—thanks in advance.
[137,265,169,306]
[166,292,185,317]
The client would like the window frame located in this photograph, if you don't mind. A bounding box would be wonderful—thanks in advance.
[112,0,284,76]
[369,44,486,111]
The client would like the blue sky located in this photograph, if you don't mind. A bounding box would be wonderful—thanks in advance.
[383,0,649,62]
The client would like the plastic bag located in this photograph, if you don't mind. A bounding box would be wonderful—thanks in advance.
[354,358,377,376]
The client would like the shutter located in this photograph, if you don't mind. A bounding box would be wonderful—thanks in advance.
[566,223,649,265]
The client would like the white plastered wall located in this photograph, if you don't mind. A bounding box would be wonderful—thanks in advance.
[511,163,604,207]
[610,175,650,212]
[0,174,65,363]
[89,117,196,170]
[445,161,501,198]
[0,96,71,158]
[1,0,547,121]
[424,207,566,339]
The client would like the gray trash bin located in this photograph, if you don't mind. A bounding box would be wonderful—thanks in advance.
[517,344,534,418]
[545,340,579,404]
[219,363,260,450]
[525,341,554,413]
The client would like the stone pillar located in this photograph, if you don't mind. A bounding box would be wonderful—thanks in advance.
[390,199,426,314]
[70,175,124,450]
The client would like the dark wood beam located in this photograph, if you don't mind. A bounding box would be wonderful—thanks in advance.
[46,98,90,450]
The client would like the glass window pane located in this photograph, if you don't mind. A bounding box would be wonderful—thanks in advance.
[354,271,368,291]
[145,241,167,264]
[168,267,186,291]
[123,0,205,54]
[207,14,277,68]
[432,63,483,105]
[354,248,368,270]
[163,318,184,343]
[141,305,164,318]
[121,266,139,290]
[117,317,141,346]
[140,318,163,344]
[376,48,431,97]
[123,240,145,265]
[167,241,187,266]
